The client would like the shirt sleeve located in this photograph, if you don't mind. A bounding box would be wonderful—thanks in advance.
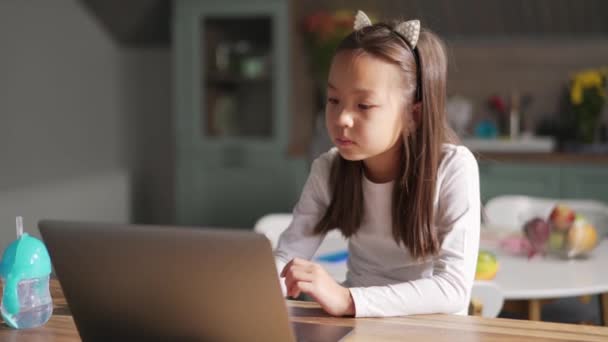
[348,147,481,317]
[273,152,333,295]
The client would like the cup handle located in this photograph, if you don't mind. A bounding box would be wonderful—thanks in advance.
[3,274,21,315]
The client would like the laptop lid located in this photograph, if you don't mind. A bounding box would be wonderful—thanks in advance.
[39,220,295,341]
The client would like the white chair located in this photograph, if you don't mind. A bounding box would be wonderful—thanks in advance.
[484,195,608,238]
[253,213,293,249]
[470,282,505,318]
[254,213,348,282]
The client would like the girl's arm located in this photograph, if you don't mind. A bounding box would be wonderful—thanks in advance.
[273,152,334,295]
[349,147,481,317]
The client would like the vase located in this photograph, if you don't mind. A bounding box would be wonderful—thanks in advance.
[577,114,601,144]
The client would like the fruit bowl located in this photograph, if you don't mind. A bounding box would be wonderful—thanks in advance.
[523,204,599,259]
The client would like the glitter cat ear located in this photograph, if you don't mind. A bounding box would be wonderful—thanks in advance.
[394,19,421,48]
[353,10,372,30]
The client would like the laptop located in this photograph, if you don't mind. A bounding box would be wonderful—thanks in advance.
[39,220,353,341]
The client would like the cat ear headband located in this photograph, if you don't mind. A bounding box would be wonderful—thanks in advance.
[353,10,420,49]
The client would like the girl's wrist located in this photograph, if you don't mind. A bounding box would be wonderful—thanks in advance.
[342,287,356,316]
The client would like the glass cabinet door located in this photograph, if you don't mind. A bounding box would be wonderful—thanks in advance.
[202,17,274,138]
[175,0,307,227]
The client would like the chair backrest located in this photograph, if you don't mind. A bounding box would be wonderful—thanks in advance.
[484,195,608,238]
[470,281,504,318]
[254,213,348,282]
[253,213,293,249]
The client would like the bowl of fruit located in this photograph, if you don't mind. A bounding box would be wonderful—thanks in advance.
[523,204,599,259]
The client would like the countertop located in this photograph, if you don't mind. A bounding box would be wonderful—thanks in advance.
[475,151,608,164]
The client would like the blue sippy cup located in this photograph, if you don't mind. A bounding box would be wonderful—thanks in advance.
[0,217,53,329]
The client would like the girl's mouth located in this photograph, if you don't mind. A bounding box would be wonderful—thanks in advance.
[336,138,355,146]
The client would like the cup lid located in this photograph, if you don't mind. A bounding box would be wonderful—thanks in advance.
[0,233,51,279]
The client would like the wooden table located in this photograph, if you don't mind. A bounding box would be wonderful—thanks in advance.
[1,280,608,341]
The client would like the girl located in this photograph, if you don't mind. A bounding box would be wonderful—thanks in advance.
[275,11,480,318]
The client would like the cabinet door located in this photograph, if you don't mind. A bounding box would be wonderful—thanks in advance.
[174,0,306,228]
[561,165,608,203]
[478,161,561,203]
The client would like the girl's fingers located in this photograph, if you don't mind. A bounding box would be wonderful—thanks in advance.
[284,275,295,294]
[289,264,316,276]
[285,266,316,297]
[280,259,294,277]
[284,269,315,295]
[282,261,316,278]
[294,281,314,298]
[281,257,310,277]
[287,280,315,299]
[286,277,303,298]
[292,257,313,266]
[287,281,302,298]
[284,271,314,296]
[284,269,315,289]
[297,281,313,293]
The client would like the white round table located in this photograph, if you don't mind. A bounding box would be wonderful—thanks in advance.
[480,231,608,324]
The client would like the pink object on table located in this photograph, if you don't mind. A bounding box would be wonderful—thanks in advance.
[499,236,533,257]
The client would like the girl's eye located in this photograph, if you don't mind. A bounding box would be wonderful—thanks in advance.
[358,103,373,110]
[327,98,339,105]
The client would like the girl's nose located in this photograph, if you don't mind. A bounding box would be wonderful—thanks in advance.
[337,110,354,128]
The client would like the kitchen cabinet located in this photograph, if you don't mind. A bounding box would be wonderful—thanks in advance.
[479,160,608,204]
[478,162,561,203]
[174,0,307,228]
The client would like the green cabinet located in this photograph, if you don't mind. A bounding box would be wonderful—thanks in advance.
[478,162,561,203]
[560,165,608,203]
[479,160,608,204]
[174,0,306,228]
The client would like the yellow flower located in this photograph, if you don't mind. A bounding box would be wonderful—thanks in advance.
[569,68,608,105]
[573,70,602,88]
[570,83,583,105]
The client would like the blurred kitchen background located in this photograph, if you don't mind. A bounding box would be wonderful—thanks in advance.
[1,0,607,325]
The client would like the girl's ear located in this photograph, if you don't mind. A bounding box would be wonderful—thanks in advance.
[403,102,422,134]
[412,102,422,124]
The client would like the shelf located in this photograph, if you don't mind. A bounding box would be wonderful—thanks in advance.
[477,152,608,164]
[462,137,556,153]
[205,73,270,85]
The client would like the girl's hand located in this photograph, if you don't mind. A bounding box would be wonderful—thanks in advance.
[281,257,355,316]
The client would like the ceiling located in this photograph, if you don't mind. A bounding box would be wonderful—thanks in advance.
[81,0,171,47]
[81,0,608,48]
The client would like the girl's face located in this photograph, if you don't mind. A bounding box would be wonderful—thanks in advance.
[325,50,411,163]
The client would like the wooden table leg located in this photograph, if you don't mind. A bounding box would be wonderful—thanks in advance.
[528,299,542,321]
[601,293,608,327]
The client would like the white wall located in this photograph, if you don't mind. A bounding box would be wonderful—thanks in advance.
[0,0,173,251]
[0,1,127,186]
[447,39,608,128]
[122,48,174,226]
[0,170,130,235]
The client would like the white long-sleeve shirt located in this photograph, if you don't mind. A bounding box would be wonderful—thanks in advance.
[274,144,480,317]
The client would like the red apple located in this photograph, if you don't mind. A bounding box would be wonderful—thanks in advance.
[523,217,551,256]
[548,204,576,231]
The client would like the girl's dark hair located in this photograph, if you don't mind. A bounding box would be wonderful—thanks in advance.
[314,22,458,260]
